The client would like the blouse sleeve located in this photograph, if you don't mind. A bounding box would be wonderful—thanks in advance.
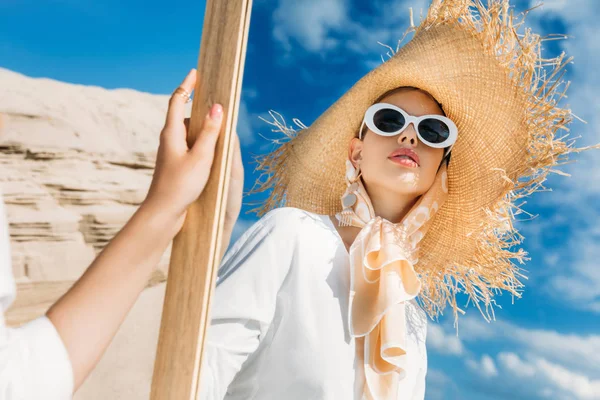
[405,299,428,400]
[0,188,74,400]
[410,365,427,400]
[198,207,298,399]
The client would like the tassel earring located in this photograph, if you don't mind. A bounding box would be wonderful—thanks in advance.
[339,160,361,227]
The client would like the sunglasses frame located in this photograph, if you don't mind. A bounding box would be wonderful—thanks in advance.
[359,103,458,153]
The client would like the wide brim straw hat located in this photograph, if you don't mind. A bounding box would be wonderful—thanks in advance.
[249,0,600,323]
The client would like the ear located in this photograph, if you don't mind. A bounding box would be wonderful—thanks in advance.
[348,137,363,168]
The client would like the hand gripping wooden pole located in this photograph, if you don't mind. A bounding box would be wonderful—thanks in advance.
[150,1,252,398]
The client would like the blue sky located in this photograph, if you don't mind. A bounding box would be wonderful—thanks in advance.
[2,0,599,398]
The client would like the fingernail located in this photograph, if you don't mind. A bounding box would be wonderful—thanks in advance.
[210,104,223,120]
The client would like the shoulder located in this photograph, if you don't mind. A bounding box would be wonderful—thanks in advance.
[258,206,323,227]
[217,208,317,286]
[219,207,331,272]
[244,207,327,241]
[220,207,313,266]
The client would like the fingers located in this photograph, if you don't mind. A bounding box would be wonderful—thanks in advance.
[191,103,224,159]
[166,69,196,128]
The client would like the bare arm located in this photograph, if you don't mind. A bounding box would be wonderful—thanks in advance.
[45,69,244,392]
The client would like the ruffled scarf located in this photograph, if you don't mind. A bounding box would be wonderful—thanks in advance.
[335,159,449,399]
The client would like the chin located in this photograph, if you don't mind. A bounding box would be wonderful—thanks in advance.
[379,175,422,196]
[390,170,420,187]
[392,185,423,198]
[364,168,424,193]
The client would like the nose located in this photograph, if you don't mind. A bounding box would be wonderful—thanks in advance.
[397,121,418,146]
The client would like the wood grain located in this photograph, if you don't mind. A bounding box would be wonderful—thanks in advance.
[150,1,253,399]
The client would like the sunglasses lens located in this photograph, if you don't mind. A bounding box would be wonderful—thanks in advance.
[373,108,405,134]
[418,118,451,144]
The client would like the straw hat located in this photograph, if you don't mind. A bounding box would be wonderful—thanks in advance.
[249,0,600,323]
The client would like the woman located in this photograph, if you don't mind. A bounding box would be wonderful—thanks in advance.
[200,86,449,399]
[0,69,245,399]
[199,0,599,399]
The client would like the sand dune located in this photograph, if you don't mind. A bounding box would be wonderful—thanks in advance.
[0,67,190,399]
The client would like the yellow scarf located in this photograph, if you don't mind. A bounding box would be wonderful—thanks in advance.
[335,159,449,399]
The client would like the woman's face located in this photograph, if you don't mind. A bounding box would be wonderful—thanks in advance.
[349,88,446,198]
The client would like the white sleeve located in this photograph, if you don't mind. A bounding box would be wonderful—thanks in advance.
[0,188,74,400]
[410,331,428,400]
[198,207,298,399]
[406,300,428,400]
[410,366,427,400]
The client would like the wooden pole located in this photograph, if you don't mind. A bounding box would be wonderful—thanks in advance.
[150,1,253,398]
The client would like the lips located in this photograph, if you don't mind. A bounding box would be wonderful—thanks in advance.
[388,148,420,166]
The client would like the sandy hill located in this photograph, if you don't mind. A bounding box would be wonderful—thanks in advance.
[0,67,191,399]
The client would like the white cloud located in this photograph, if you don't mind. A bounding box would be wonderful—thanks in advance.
[515,206,600,313]
[535,356,600,399]
[454,313,497,341]
[272,0,348,54]
[547,232,600,313]
[456,315,600,375]
[511,325,600,375]
[242,87,259,100]
[534,0,599,19]
[270,0,432,66]
[543,252,560,268]
[343,0,432,55]
[425,368,460,400]
[427,323,465,355]
[524,0,600,202]
[236,100,257,146]
[497,353,600,400]
[466,354,499,378]
[493,0,600,315]
[544,228,600,314]
[497,352,536,378]
[431,314,600,398]
[480,355,499,378]
[426,368,451,386]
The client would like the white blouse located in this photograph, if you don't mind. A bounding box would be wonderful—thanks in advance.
[200,207,428,400]
[0,190,74,400]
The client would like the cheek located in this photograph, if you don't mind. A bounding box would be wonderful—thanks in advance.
[420,164,438,187]
[420,148,444,183]
[423,146,444,167]
[361,135,390,160]
[359,139,389,175]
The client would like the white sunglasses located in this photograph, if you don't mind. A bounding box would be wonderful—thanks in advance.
[360,103,458,153]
